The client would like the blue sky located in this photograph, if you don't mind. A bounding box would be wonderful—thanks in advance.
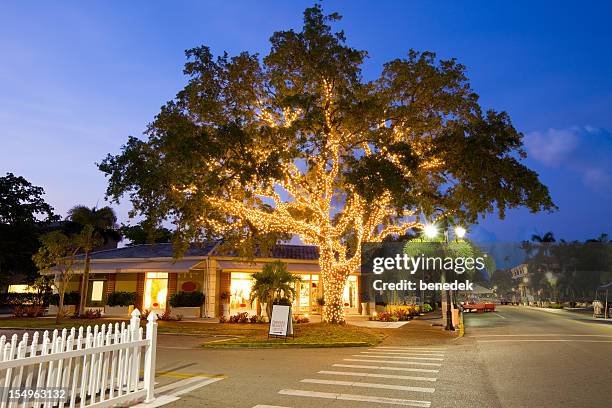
[1,1,611,242]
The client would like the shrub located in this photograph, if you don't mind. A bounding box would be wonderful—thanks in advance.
[13,305,45,317]
[249,314,265,323]
[423,303,433,313]
[158,311,178,321]
[169,291,205,307]
[229,312,250,323]
[0,292,50,306]
[106,292,136,307]
[294,315,310,324]
[548,303,564,309]
[79,309,102,319]
[50,291,80,306]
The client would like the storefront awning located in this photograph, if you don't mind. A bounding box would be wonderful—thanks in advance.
[62,259,207,274]
[216,260,320,273]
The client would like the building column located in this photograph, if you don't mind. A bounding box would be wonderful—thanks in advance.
[106,274,116,297]
[166,273,178,310]
[136,273,145,311]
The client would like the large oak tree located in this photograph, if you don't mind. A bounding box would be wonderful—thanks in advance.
[100,6,554,323]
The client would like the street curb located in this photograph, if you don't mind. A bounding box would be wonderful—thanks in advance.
[201,341,373,349]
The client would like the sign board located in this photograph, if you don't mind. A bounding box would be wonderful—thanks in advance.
[268,305,293,339]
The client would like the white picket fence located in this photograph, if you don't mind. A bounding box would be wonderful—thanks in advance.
[0,309,157,408]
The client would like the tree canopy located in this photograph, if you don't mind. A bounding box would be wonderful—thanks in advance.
[99,5,554,322]
[0,173,57,285]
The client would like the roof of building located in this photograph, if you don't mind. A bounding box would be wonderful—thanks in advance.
[86,242,320,261]
[86,242,217,260]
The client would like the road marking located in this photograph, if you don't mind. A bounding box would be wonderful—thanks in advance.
[362,351,445,357]
[354,354,443,361]
[344,358,441,367]
[136,376,224,407]
[477,339,612,343]
[300,379,435,393]
[154,376,218,394]
[278,389,431,407]
[171,377,224,396]
[376,346,446,351]
[333,364,439,373]
[493,313,506,319]
[368,349,445,354]
[154,370,225,379]
[130,395,180,408]
[472,334,612,337]
[318,370,437,382]
[252,405,291,408]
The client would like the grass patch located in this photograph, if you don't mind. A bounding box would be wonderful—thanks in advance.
[202,322,387,348]
[0,319,388,348]
[0,317,130,330]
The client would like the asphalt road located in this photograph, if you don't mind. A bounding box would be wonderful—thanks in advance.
[2,308,608,407]
[152,307,612,408]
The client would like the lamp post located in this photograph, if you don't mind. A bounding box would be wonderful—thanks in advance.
[423,221,467,331]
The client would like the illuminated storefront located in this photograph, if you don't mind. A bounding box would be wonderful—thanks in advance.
[144,272,168,312]
[229,272,359,315]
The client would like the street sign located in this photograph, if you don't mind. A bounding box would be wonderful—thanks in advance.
[268,304,294,340]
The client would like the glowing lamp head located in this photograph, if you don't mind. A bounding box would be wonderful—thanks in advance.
[423,224,438,239]
[454,226,467,239]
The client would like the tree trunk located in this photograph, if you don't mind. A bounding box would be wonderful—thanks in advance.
[78,251,91,316]
[56,285,66,325]
[266,300,273,321]
[320,262,347,324]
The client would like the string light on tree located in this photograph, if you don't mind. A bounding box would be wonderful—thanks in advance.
[100,5,555,324]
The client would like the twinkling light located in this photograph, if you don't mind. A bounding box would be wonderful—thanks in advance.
[190,78,433,324]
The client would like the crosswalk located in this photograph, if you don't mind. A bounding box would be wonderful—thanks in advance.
[252,346,447,407]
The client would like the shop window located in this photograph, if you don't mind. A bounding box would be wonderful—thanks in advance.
[91,281,104,302]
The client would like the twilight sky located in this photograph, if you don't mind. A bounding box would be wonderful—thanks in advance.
[1,1,611,242]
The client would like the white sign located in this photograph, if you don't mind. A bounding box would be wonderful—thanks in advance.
[269,305,293,337]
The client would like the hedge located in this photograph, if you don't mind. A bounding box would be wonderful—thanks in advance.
[50,291,80,306]
[106,292,137,307]
[169,291,205,307]
[0,292,51,306]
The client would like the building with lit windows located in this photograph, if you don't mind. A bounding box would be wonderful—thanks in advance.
[48,242,360,318]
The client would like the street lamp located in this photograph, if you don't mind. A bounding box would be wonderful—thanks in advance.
[423,224,438,239]
[454,226,467,239]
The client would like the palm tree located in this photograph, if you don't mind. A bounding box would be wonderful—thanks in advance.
[249,261,300,320]
[67,205,120,315]
[531,232,556,243]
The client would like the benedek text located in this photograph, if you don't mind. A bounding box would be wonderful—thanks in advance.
[373,280,474,291]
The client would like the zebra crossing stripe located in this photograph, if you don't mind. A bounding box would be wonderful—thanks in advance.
[362,352,445,357]
[344,358,442,367]
[318,370,437,382]
[332,363,439,373]
[278,389,431,407]
[354,354,444,361]
[300,378,435,393]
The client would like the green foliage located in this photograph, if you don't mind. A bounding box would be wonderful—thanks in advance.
[120,220,172,245]
[249,261,300,319]
[99,5,554,261]
[50,291,80,306]
[0,292,51,306]
[67,205,119,315]
[548,303,564,309]
[169,291,205,307]
[0,173,58,284]
[106,291,137,307]
[422,303,433,313]
[13,305,45,318]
